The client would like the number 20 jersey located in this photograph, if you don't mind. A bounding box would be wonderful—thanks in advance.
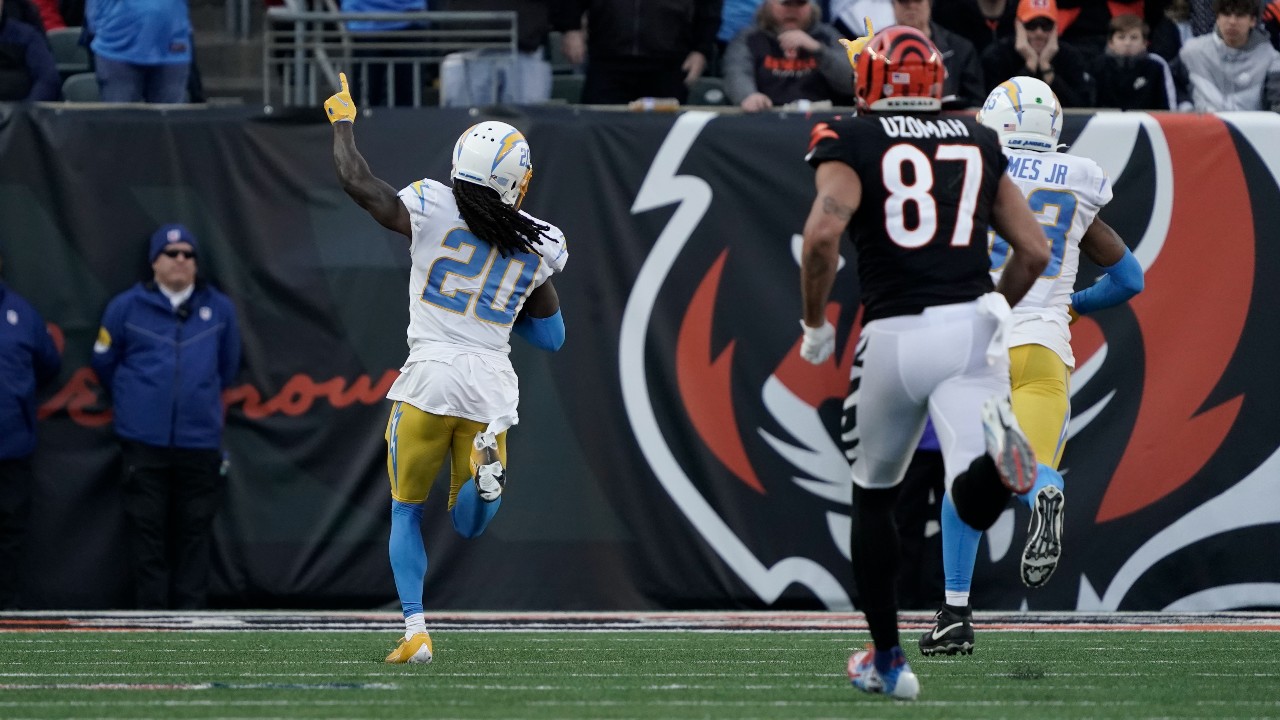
[989,149,1111,368]
[397,177,568,360]
[806,114,1007,323]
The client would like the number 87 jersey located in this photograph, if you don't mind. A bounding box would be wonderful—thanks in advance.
[398,177,568,356]
[806,114,1009,324]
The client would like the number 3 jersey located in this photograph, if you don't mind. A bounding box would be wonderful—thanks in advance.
[806,114,1007,323]
[989,149,1111,368]
[385,177,568,428]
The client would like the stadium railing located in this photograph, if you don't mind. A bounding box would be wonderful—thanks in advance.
[263,7,518,108]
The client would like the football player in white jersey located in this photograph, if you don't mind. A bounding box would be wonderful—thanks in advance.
[920,76,1145,656]
[325,74,569,664]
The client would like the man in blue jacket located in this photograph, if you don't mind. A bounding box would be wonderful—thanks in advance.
[0,248,61,609]
[92,224,241,609]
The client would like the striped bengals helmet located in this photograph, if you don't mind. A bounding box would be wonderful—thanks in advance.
[854,26,945,113]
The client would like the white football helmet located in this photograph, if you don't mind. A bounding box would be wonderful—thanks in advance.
[450,121,533,208]
[976,76,1062,152]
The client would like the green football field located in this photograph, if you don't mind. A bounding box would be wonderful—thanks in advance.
[3,623,1280,719]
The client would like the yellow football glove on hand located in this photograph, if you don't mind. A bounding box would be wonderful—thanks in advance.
[838,17,875,70]
[1068,305,1080,325]
[324,72,357,124]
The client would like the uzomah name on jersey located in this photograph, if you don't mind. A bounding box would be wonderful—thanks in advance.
[878,116,971,139]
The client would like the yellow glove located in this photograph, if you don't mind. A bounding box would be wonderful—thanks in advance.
[324,72,356,124]
[837,17,875,71]
[1068,305,1080,325]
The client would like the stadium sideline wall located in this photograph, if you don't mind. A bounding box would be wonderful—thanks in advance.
[3,106,1278,612]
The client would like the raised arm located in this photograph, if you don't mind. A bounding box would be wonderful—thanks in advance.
[989,174,1050,307]
[326,73,411,238]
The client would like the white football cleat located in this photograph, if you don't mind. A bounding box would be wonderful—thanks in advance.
[470,431,505,502]
[981,395,1037,495]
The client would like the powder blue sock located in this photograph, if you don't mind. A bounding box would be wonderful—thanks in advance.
[1017,463,1065,509]
[450,478,501,539]
[941,492,982,598]
[389,500,427,617]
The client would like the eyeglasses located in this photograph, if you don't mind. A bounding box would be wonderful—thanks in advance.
[1023,17,1055,32]
[162,249,197,260]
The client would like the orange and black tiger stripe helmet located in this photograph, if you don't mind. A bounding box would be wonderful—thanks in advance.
[854,26,945,113]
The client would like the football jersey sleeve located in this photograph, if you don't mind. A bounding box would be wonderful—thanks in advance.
[538,224,569,275]
[1087,163,1114,210]
[397,178,442,229]
[804,119,856,168]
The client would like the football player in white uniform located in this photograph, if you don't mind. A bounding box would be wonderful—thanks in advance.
[326,74,569,664]
[921,76,1145,656]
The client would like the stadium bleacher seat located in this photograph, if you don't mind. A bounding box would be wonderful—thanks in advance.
[549,74,583,104]
[61,72,100,102]
[48,27,91,78]
[688,76,727,106]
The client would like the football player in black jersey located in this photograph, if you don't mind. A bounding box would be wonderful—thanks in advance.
[797,26,1050,700]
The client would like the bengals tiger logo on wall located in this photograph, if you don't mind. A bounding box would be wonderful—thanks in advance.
[622,110,1280,612]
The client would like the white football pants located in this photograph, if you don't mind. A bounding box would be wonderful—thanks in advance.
[844,294,1013,492]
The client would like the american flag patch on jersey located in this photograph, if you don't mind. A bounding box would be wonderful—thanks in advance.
[1003,123,1017,131]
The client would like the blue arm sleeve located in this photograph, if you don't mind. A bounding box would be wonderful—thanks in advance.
[512,309,565,352]
[1070,246,1145,315]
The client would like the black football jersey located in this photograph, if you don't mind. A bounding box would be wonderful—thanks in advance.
[806,113,1008,323]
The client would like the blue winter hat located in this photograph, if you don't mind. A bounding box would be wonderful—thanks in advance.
[149,224,198,262]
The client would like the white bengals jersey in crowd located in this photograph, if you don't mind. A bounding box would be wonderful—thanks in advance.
[989,148,1112,368]
[385,178,568,430]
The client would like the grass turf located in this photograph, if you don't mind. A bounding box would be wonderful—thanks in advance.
[2,630,1278,719]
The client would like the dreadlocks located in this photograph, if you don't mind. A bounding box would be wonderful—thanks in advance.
[453,181,552,258]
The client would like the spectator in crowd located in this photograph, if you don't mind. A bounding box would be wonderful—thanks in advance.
[1051,0,1139,53]
[1092,13,1176,108]
[4,0,47,31]
[342,0,430,107]
[829,0,894,39]
[723,0,853,110]
[439,0,553,106]
[1178,0,1280,110]
[553,0,721,104]
[932,0,1017,54]
[1147,0,1188,61]
[0,0,60,100]
[982,0,1093,106]
[0,247,61,610]
[86,0,191,103]
[891,0,986,108]
[92,224,241,610]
